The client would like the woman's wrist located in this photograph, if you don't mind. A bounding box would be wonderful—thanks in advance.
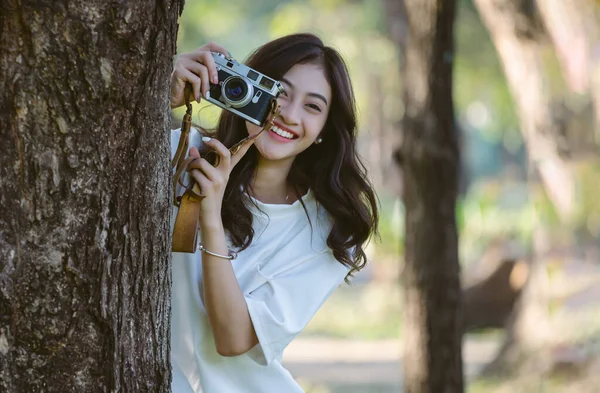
[199,213,225,234]
[199,217,230,262]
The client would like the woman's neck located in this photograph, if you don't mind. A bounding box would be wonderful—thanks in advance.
[250,157,296,204]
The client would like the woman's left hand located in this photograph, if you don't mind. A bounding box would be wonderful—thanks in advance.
[186,137,254,229]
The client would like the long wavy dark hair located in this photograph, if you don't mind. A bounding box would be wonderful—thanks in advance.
[204,33,378,277]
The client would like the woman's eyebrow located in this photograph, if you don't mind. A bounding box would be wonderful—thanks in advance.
[281,77,328,106]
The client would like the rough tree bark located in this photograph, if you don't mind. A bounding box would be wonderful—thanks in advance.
[394,0,465,391]
[0,1,182,392]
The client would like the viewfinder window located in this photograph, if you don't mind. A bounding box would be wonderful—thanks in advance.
[247,70,259,81]
[259,76,275,90]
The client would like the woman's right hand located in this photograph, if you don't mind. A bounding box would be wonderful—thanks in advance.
[186,137,255,228]
[170,42,231,108]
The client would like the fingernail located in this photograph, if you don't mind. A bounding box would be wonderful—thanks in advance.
[205,91,210,99]
[212,75,218,84]
[227,51,233,58]
[202,137,211,142]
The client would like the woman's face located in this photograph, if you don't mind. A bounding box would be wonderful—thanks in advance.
[246,62,331,164]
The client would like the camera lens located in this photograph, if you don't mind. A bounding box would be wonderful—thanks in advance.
[222,76,253,108]
[225,79,246,100]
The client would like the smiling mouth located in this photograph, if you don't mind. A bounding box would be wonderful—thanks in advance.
[270,125,298,140]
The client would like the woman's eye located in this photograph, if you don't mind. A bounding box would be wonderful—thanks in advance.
[307,103,322,112]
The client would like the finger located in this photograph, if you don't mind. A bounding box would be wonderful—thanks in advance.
[186,50,220,85]
[199,41,230,57]
[178,58,211,98]
[171,76,197,106]
[189,169,212,195]
[201,138,231,168]
[189,146,201,159]
[174,68,202,103]
[179,42,230,67]
[197,51,219,85]
[197,64,211,98]
[187,158,220,182]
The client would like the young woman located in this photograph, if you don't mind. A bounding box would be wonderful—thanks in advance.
[169,33,378,393]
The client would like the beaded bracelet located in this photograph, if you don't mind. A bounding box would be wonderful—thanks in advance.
[198,242,238,260]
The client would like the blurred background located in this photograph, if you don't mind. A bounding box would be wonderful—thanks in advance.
[172,0,600,391]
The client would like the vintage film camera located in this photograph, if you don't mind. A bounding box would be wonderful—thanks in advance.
[206,52,284,127]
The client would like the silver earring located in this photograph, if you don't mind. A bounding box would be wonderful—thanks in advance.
[315,137,323,145]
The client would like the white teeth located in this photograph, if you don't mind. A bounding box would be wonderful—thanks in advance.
[271,126,295,139]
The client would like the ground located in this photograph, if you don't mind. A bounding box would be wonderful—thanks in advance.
[283,336,500,393]
[281,257,600,393]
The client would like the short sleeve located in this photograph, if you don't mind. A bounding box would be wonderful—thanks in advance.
[244,252,349,366]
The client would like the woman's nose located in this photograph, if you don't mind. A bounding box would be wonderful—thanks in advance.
[278,100,300,125]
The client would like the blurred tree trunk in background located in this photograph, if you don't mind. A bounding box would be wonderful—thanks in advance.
[0,1,181,392]
[536,0,592,95]
[473,0,566,372]
[536,0,600,145]
[383,0,408,54]
[367,72,385,189]
[386,0,465,391]
[474,0,575,222]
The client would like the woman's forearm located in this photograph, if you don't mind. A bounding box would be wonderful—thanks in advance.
[199,219,258,356]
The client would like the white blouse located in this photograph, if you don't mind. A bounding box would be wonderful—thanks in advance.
[170,128,350,393]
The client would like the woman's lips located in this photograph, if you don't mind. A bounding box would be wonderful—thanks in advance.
[268,128,296,143]
[272,121,299,138]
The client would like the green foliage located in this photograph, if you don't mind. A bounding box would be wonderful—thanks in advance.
[372,191,404,259]
[302,282,403,340]
[574,160,600,236]
[457,179,534,265]
[454,3,519,143]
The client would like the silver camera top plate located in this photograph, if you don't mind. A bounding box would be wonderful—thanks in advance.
[212,52,284,97]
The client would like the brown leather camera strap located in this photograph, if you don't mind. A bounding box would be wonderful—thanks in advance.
[171,91,280,253]
[172,95,201,253]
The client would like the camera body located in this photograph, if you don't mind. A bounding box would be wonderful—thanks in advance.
[205,52,284,127]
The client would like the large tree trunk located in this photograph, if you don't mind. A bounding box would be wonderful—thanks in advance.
[397,0,464,392]
[0,1,181,392]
